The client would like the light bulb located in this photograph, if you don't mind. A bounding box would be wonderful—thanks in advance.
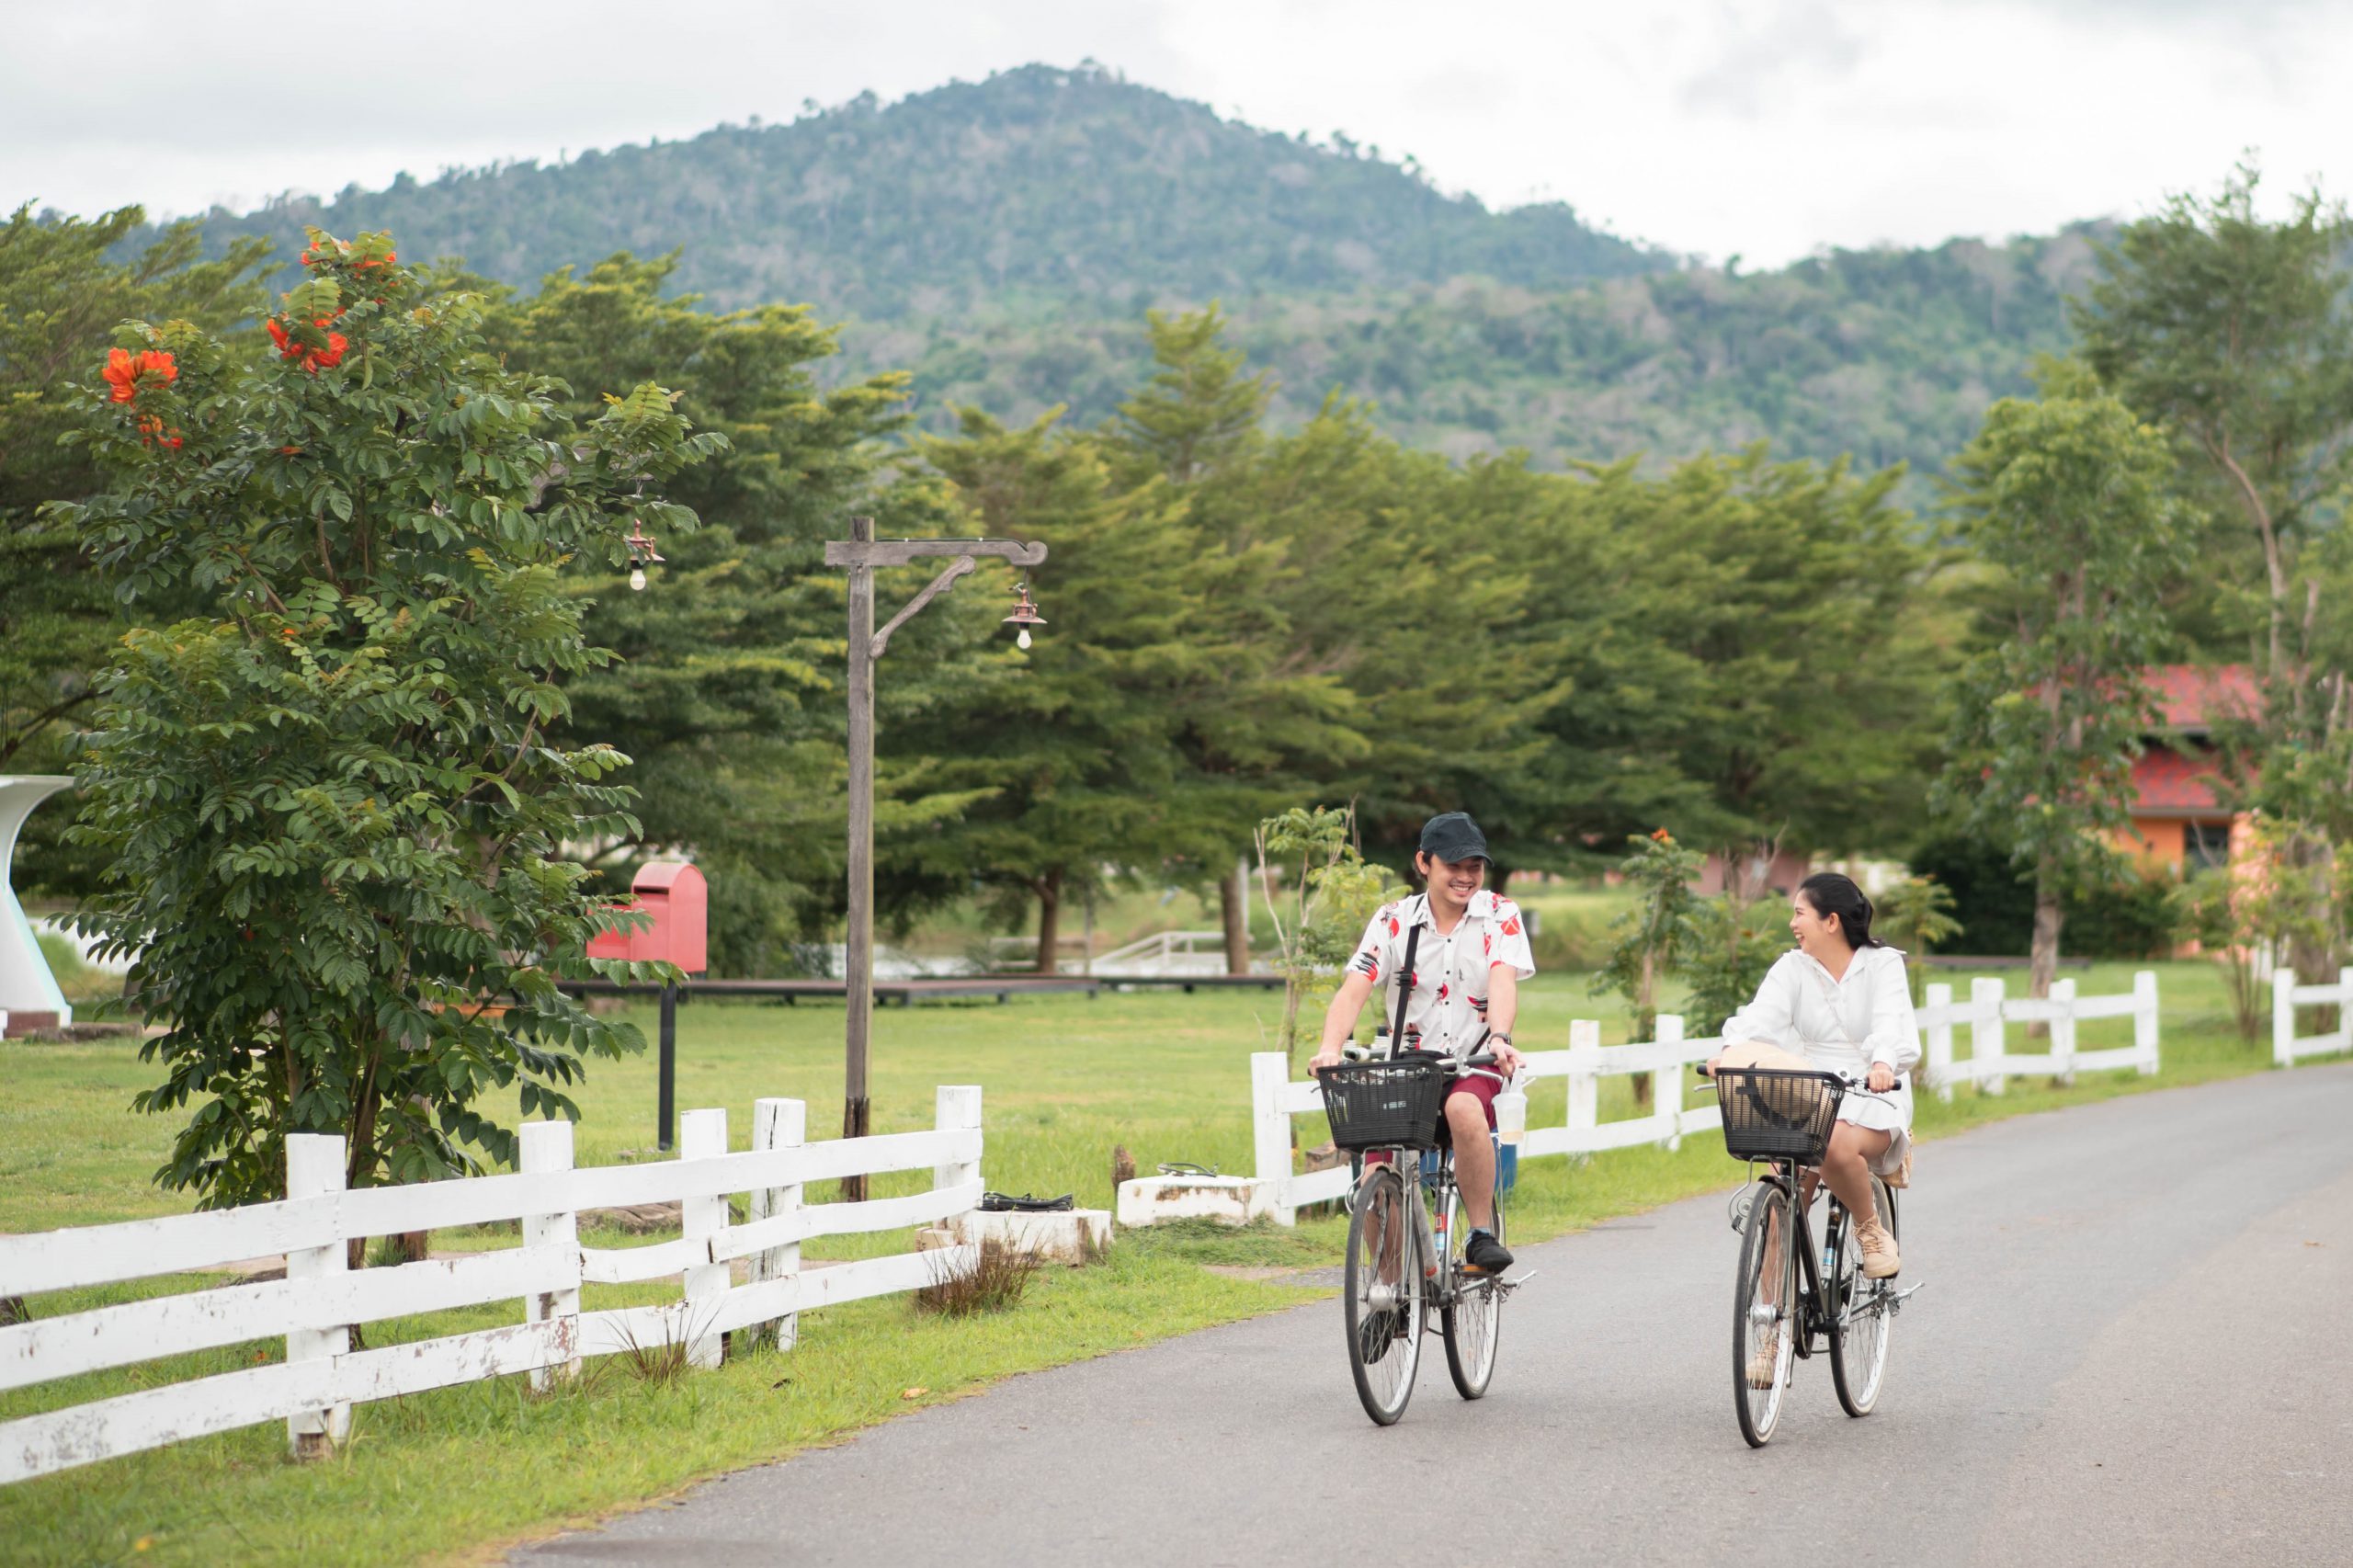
[1017,627,1032,650]
[629,566,648,591]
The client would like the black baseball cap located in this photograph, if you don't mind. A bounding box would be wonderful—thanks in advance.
[1418,812,1490,864]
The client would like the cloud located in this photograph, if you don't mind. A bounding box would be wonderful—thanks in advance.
[1677,3,1870,119]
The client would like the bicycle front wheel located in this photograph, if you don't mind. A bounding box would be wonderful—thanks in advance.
[1830,1176,1895,1417]
[1344,1162,1422,1426]
[1442,1194,1503,1400]
[1733,1180,1794,1448]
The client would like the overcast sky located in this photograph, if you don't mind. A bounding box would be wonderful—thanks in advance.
[4,0,2344,267]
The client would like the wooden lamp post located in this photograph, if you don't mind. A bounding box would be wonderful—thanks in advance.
[824,517,1046,1198]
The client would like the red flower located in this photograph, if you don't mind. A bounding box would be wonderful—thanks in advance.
[355,249,395,271]
[270,316,348,373]
[1651,826,1674,844]
[137,415,182,449]
[102,347,176,403]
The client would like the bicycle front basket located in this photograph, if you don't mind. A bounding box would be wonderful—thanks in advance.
[1713,1067,1846,1164]
[1315,1057,1450,1151]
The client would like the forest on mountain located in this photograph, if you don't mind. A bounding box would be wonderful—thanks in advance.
[141,62,2086,491]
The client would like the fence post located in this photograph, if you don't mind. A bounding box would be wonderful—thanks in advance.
[2273,967,2298,1067]
[935,1084,983,1196]
[1251,1052,1297,1225]
[1972,977,2006,1096]
[285,1133,350,1459]
[2339,967,2353,1055]
[749,1097,805,1351]
[2133,971,2161,1075]
[2050,977,2077,1086]
[520,1119,581,1390]
[1566,1019,1600,1159]
[1924,982,1955,1103]
[678,1108,729,1369]
[1655,1015,1686,1150]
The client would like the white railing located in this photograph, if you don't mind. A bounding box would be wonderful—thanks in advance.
[1079,930,1253,977]
[1250,972,2161,1221]
[0,1086,983,1485]
[2272,966,2353,1066]
[1917,972,2160,1097]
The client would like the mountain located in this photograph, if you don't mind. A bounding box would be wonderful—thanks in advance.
[153,62,2098,495]
[165,62,1667,318]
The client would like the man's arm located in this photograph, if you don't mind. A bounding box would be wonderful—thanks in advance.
[1312,971,1377,1068]
[1484,965,1523,1074]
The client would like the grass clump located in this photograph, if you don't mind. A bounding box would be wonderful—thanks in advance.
[916,1241,1045,1316]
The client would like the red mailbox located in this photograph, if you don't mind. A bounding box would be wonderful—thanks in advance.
[585,860,708,974]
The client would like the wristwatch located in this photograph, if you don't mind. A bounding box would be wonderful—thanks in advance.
[1489,1032,1513,1047]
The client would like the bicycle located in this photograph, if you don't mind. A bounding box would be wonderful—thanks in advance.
[1700,1063,1921,1448]
[1315,1044,1527,1426]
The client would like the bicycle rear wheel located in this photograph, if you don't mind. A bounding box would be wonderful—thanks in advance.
[1830,1176,1895,1417]
[1442,1193,1502,1400]
[1733,1179,1794,1449]
[1344,1163,1422,1426]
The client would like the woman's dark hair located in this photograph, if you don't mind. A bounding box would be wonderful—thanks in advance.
[1796,872,1883,949]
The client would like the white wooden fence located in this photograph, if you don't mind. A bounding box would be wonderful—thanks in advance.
[2272,966,2353,1066]
[0,1087,983,1486]
[1917,972,2161,1098]
[1251,972,2161,1222]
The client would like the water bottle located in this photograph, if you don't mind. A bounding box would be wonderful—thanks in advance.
[1427,1206,1448,1278]
[1495,1088,1527,1195]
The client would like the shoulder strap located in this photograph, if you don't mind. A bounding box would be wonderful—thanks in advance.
[1389,919,1424,1052]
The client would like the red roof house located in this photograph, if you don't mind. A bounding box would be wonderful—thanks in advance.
[2125,665,2258,869]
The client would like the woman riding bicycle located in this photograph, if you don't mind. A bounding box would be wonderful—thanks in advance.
[1710,871,1917,1319]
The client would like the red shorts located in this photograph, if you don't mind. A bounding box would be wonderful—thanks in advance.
[1363,1070,1500,1164]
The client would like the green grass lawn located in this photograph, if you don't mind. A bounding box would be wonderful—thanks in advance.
[0,958,2321,1564]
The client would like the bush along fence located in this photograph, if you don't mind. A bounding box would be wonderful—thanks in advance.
[0,1086,984,1485]
[1249,971,2161,1224]
[2272,966,2353,1067]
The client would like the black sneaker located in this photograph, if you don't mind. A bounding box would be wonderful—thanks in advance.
[1356,1307,1399,1364]
[1463,1229,1514,1275]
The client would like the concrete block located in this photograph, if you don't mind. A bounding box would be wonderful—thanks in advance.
[948,1208,1112,1266]
[1116,1175,1274,1228]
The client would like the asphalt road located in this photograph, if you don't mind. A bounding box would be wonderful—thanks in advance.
[515,1063,2353,1568]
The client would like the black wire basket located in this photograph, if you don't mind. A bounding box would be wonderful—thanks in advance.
[1315,1056,1451,1152]
[1712,1068,1847,1164]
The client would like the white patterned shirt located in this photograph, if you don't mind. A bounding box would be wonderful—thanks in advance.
[1347,891,1537,1056]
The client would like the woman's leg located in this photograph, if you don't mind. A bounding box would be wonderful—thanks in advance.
[1820,1121,1891,1221]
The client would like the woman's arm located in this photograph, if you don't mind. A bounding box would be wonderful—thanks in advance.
[1862,950,1922,1078]
[1719,955,1799,1050]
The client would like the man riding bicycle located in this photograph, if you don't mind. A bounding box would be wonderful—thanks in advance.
[1312,812,1534,1275]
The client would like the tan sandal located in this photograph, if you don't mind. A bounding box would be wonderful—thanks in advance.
[1746,1326,1782,1389]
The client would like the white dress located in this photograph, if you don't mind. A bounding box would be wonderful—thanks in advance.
[1719,945,1918,1172]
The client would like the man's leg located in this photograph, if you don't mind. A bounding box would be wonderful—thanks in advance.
[1446,1092,1495,1229]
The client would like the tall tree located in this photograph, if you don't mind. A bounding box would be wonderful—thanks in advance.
[1932,371,2190,1002]
[487,253,994,971]
[2073,164,2353,983]
[0,205,273,897]
[63,233,714,1206]
[1101,303,1308,965]
[1528,447,1949,862]
[903,408,1240,970]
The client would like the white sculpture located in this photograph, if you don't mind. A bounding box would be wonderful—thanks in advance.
[0,777,74,1033]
